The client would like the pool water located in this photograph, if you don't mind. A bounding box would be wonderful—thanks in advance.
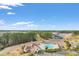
[39,43,58,50]
[45,44,54,49]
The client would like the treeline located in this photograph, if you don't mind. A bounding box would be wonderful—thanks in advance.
[73,31,79,35]
[54,30,79,35]
[0,31,52,49]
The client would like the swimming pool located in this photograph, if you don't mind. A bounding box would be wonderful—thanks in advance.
[39,43,59,50]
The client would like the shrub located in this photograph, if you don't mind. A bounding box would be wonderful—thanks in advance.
[45,49,59,53]
[64,40,71,50]
[74,44,79,51]
[0,43,4,50]
[37,50,44,54]
[21,53,34,56]
[66,53,79,56]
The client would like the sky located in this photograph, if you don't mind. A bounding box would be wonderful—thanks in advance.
[0,3,79,30]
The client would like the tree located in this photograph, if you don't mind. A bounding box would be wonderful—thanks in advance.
[39,32,52,39]
[0,31,53,49]
[2,33,10,46]
[35,33,44,42]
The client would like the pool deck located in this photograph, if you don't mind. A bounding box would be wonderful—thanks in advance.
[42,39,65,46]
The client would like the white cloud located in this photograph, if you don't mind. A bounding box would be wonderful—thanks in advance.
[0,0,27,3]
[7,12,15,15]
[0,20,39,30]
[0,5,12,9]
[1,3,24,6]
[9,21,38,30]
[0,0,24,9]
[12,21,33,26]
[0,4,23,9]
[0,21,79,30]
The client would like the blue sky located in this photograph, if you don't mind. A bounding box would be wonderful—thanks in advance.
[0,3,79,30]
